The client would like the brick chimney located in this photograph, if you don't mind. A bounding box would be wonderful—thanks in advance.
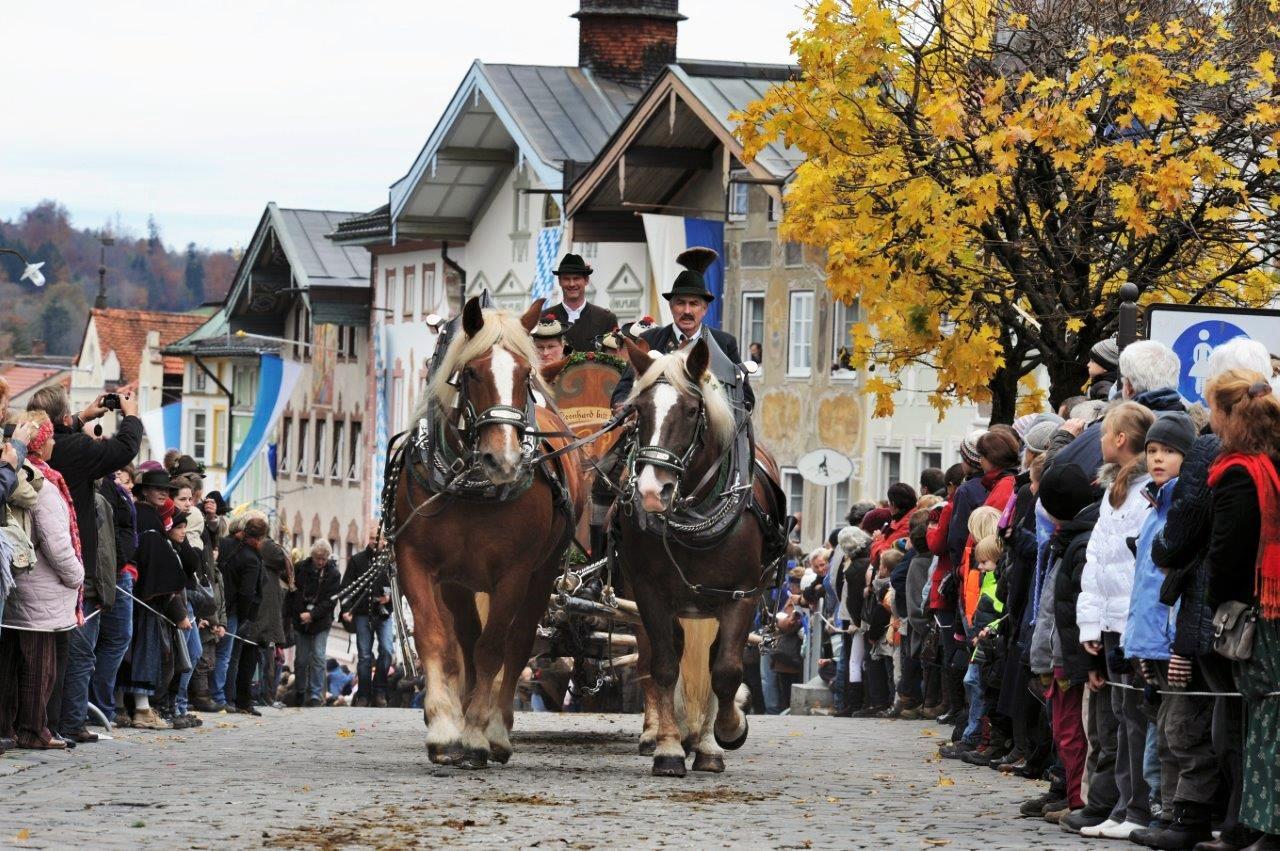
[574,1,684,89]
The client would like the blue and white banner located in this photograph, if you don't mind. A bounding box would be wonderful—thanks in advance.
[224,354,304,499]
[140,402,183,461]
[530,225,564,303]
[640,214,725,329]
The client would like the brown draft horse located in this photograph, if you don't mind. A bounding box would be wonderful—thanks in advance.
[393,297,584,769]
[615,337,784,777]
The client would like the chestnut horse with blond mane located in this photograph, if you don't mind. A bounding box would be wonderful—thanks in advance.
[388,297,583,769]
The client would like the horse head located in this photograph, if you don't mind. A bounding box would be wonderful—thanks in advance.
[624,337,721,514]
[444,297,539,485]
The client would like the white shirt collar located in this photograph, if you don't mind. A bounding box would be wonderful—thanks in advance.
[675,325,703,345]
[564,302,585,323]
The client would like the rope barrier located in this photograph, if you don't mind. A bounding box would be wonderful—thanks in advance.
[118,586,259,647]
[1102,679,1280,699]
[0,607,102,633]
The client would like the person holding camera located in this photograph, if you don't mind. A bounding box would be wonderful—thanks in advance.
[288,540,340,707]
[340,530,393,708]
[25,385,142,739]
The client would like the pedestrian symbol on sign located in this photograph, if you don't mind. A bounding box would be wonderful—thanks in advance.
[1171,319,1248,404]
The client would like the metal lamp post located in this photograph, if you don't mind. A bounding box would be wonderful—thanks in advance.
[95,236,115,308]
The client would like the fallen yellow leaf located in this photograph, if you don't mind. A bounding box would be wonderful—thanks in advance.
[826,796,839,803]
[937,775,955,788]
[15,829,30,842]
[337,729,355,739]
[919,728,936,737]
[923,840,952,847]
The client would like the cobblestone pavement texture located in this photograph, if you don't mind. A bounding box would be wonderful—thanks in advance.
[0,708,1097,849]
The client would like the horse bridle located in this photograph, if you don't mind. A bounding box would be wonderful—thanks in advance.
[446,365,539,467]
[628,378,709,506]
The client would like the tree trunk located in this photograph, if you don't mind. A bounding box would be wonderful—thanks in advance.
[988,363,1020,425]
[1046,353,1090,413]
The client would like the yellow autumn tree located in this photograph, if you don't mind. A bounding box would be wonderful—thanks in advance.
[736,0,1280,420]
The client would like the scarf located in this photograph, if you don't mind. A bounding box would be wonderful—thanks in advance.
[27,420,85,624]
[1208,452,1280,620]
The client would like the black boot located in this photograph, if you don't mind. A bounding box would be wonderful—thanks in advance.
[836,682,862,717]
[1133,803,1213,850]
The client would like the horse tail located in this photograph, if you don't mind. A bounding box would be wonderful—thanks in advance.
[676,617,719,743]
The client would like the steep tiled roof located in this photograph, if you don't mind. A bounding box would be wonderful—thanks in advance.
[83,308,208,384]
[0,365,66,398]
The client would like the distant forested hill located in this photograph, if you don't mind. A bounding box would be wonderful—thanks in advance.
[0,201,237,357]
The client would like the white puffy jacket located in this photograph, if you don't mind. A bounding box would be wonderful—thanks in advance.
[1076,472,1151,643]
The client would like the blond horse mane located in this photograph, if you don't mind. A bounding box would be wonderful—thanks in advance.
[625,350,736,450]
[417,309,548,421]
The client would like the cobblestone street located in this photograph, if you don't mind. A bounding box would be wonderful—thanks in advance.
[0,708,1097,849]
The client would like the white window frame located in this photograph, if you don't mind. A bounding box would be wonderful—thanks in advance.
[189,364,208,393]
[331,420,345,479]
[297,418,309,476]
[919,448,944,479]
[402,266,415,318]
[826,479,852,532]
[728,171,750,221]
[279,415,291,472]
[831,297,860,381]
[781,468,805,521]
[740,292,765,374]
[878,449,902,496]
[312,418,326,478]
[384,268,397,324]
[787,291,814,378]
[190,410,208,463]
[421,264,436,317]
[348,420,362,481]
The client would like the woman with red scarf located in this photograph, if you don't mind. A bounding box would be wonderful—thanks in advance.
[0,412,83,749]
[1205,369,1280,850]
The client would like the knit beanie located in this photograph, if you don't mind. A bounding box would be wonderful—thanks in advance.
[860,507,892,533]
[1024,421,1060,455]
[1038,464,1095,522]
[1145,411,1196,456]
[1090,337,1121,371]
[960,429,986,466]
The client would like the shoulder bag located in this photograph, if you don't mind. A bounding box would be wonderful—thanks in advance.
[1212,601,1256,662]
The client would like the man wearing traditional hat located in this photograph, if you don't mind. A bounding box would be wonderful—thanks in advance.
[530,313,570,366]
[545,253,618,354]
[611,247,753,409]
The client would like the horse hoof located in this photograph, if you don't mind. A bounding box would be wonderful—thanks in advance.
[691,752,725,773]
[638,739,656,756]
[651,755,687,777]
[715,718,749,751]
[458,748,489,770]
[428,742,465,765]
[490,747,512,765]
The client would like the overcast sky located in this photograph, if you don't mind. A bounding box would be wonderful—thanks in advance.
[1,1,805,252]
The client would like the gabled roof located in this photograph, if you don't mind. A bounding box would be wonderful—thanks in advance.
[565,60,801,224]
[0,365,68,399]
[384,61,641,237]
[222,203,371,324]
[80,308,208,384]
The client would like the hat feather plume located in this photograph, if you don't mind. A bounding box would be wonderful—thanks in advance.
[676,247,718,275]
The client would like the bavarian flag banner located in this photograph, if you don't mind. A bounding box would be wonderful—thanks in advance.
[224,353,304,498]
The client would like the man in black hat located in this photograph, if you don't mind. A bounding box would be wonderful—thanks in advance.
[611,247,753,409]
[545,253,617,354]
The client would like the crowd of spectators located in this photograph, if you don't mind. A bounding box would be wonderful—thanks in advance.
[757,337,1279,851]
[0,385,409,755]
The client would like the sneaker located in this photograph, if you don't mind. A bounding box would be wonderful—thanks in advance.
[1061,808,1111,834]
[190,697,221,713]
[131,708,171,730]
[113,712,134,729]
[1044,804,1076,824]
[961,745,996,765]
[170,714,194,730]
[919,704,943,720]
[1093,820,1146,839]
[187,714,204,728]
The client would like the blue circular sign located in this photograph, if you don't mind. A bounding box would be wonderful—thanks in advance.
[1171,319,1249,403]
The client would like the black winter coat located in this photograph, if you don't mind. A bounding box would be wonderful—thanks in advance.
[289,557,340,635]
[1205,461,1267,610]
[1051,502,1101,685]
[49,416,143,596]
[220,540,264,624]
[1153,433,1222,657]
[98,478,137,571]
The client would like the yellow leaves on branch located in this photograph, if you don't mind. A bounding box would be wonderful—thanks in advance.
[732,0,1280,415]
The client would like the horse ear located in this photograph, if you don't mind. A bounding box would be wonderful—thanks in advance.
[520,298,545,332]
[685,337,710,382]
[462,297,484,337]
[540,356,568,383]
[623,338,651,376]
